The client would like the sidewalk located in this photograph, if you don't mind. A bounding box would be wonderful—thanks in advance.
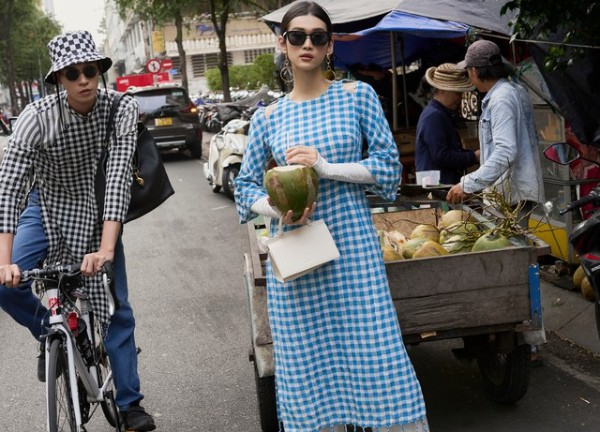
[541,276,600,355]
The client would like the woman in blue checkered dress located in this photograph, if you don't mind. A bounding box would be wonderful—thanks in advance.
[235,2,428,431]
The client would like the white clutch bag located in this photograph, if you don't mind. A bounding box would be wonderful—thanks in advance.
[266,219,340,283]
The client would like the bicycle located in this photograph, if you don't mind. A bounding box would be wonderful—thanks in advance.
[21,262,123,432]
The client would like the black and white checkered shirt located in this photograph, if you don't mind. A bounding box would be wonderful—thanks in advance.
[0,89,138,326]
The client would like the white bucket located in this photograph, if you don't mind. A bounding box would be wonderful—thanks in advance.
[415,170,440,186]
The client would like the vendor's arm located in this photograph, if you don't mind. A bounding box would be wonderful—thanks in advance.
[460,97,518,194]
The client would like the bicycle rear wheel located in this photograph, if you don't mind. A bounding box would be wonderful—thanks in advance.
[47,338,77,432]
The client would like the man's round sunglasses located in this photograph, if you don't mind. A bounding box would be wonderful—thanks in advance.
[283,30,331,47]
[62,65,99,82]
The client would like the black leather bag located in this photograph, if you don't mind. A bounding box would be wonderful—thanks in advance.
[96,94,175,223]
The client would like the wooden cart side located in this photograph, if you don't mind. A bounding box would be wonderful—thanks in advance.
[387,246,540,340]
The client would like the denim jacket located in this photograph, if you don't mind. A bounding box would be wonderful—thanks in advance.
[461,78,545,205]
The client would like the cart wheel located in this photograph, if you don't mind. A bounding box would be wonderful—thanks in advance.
[253,361,279,432]
[477,343,531,404]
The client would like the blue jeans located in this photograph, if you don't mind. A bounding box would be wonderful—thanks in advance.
[0,191,143,410]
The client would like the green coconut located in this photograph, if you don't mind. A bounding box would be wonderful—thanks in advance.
[439,221,480,244]
[471,231,511,252]
[439,209,474,229]
[410,224,440,243]
[412,240,449,259]
[402,237,428,259]
[441,234,475,254]
[264,165,319,221]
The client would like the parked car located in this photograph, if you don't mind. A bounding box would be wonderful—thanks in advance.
[126,83,203,159]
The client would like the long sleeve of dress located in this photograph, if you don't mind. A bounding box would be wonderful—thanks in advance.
[354,82,401,201]
[234,109,271,223]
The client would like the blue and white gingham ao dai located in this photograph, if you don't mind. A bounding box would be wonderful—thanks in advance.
[235,81,427,432]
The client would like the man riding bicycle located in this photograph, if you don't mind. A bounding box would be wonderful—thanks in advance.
[0,30,156,431]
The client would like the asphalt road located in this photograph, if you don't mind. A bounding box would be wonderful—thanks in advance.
[0,132,599,431]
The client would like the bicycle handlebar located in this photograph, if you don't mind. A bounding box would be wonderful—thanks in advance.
[21,262,83,281]
[21,262,118,316]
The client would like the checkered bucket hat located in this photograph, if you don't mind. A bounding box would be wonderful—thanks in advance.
[45,30,112,84]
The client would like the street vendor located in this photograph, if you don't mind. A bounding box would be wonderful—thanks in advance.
[415,62,479,185]
[447,39,545,229]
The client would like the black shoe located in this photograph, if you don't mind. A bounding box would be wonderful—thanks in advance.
[37,341,45,383]
[121,404,156,431]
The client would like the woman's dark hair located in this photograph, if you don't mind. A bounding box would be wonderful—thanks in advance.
[280,1,332,34]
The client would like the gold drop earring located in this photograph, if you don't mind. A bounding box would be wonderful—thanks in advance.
[280,55,294,83]
[323,53,335,80]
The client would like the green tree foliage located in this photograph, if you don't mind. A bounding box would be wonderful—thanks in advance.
[0,0,61,113]
[205,53,276,91]
[501,0,600,70]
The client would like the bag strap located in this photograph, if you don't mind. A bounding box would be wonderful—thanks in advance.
[103,93,124,149]
[276,217,313,236]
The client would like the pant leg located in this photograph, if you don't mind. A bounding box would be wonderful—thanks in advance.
[104,237,144,410]
[0,194,49,340]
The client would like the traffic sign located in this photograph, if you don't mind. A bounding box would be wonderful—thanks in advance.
[146,58,161,74]
[162,59,173,71]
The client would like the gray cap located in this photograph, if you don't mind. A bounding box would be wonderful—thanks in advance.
[457,40,501,69]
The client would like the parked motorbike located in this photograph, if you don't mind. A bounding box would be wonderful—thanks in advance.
[203,118,250,199]
[544,142,600,338]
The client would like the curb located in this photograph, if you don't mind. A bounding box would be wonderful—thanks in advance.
[541,277,600,355]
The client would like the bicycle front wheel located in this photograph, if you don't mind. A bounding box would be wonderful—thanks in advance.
[47,338,77,432]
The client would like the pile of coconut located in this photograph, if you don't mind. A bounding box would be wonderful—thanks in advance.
[572,265,595,301]
[379,209,515,261]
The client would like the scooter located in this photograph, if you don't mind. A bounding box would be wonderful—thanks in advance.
[203,118,250,200]
[544,142,600,339]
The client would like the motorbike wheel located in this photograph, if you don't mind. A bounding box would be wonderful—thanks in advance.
[222,164,240,200]
[477,343,531,404]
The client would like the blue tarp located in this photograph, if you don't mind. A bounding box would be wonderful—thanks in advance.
[333,11,468,69]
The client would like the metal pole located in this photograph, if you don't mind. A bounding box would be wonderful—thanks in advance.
[37,53,45,98]
[399,34,409,129]
[390,32,398,131]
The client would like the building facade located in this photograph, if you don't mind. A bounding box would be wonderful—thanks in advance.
[103,1,277,95]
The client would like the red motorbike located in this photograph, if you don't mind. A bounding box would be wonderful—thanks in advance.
[544,142,600,338]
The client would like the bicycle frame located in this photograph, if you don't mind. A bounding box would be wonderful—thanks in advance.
[37,270,118,432]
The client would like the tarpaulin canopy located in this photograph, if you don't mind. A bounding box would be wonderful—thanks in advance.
[333,11,468,69]
[262,0,514,35]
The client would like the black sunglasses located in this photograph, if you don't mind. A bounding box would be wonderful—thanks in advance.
[62,65,99,82]
[283,30,331,47]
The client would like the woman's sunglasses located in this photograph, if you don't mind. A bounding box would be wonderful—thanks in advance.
[283,30,331,47]
[62,65,99,82]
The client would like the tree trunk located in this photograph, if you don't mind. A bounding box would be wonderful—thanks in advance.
[208,0,231,102]
[174,13,188,90]
[0,0,20,114]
